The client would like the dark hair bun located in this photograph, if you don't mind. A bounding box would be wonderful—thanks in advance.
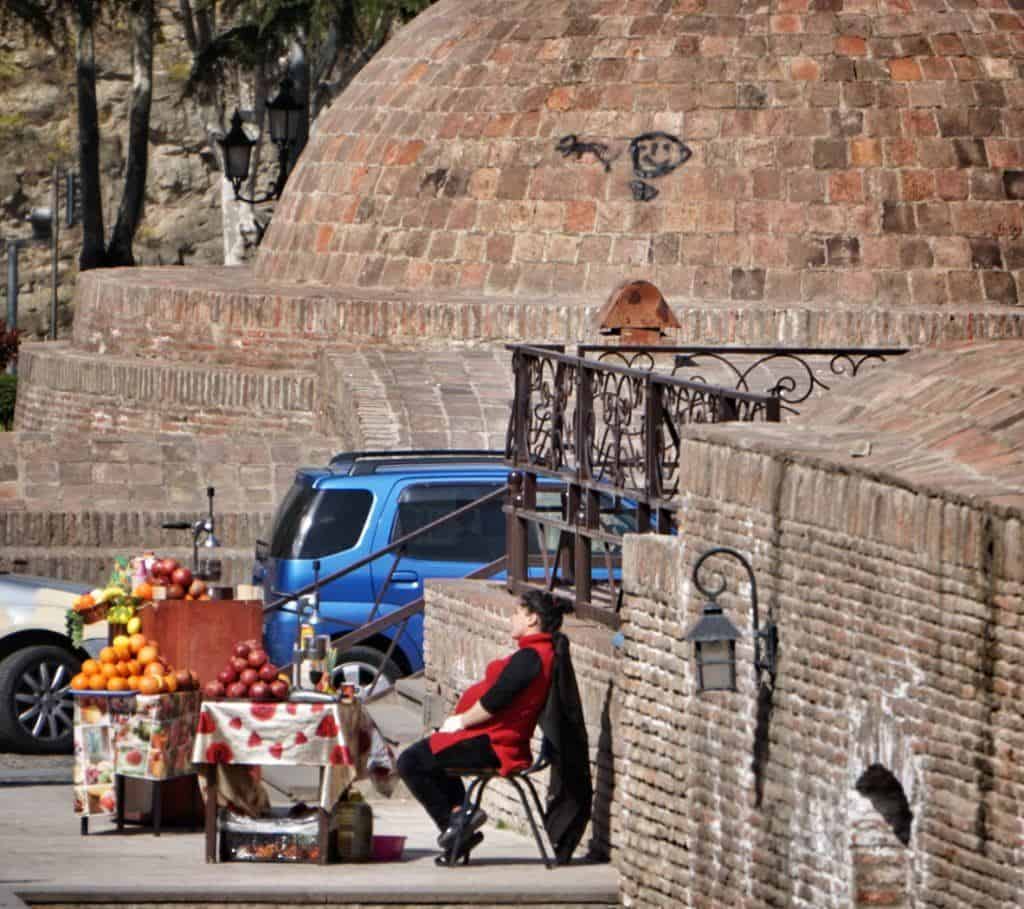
[521,589,572,633]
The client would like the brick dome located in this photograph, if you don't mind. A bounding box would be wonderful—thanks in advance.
[256,0,1024,307]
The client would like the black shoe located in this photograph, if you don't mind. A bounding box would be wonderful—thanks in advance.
[437,807,489,848]
[435,831,484,866]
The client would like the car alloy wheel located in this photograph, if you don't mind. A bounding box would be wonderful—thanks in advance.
[14,656,74,743]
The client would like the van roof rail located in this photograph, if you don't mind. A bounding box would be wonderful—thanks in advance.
[328,449,506,476]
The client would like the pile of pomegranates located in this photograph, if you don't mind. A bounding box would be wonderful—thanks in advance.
[203,639,290,701]
[146,557,209,601]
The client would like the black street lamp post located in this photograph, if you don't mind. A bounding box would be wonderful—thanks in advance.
[219,78,305,205]
[684,547,778,693]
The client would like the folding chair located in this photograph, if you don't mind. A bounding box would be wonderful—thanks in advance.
[441,738,555,869]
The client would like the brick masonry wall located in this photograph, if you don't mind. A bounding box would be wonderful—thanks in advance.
[259,0,1024,308]
[423,580,622,862]
[0,430,338,585]
[616,436,1023,909]
[68,268,1024,367]
[15,345,316,437]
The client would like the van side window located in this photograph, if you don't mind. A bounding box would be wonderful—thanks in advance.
[391,484,504,563]
[270,487,373,559]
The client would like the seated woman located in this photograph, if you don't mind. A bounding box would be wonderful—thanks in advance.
[397,589,570,863]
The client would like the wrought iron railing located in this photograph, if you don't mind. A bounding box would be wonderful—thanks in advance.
[504,345,783,626]
[577,345,908,417]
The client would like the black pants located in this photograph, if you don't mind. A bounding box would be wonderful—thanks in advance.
[397,735,500,832]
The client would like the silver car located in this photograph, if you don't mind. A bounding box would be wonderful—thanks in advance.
[0,574,107,753]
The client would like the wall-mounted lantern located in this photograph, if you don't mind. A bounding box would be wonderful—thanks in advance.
[684,547,777,693]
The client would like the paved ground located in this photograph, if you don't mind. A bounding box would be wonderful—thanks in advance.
[0,783,617,907]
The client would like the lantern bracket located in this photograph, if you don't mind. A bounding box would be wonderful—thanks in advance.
[688,547,777,688]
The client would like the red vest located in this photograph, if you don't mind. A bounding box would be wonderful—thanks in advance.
[429,632,554,775]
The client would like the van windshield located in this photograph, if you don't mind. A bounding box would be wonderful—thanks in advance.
[269,484,373,560]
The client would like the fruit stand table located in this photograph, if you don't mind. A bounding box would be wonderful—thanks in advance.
[192,698,397,863]
[72,690,202,835]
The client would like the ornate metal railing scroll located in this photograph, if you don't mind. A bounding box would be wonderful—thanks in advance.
[577,345,908,418]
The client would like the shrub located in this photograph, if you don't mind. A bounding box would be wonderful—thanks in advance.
[0,374,16,430]
[0,320,18,371]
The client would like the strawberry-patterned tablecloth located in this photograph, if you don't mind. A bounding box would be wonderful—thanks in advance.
[191,699,396,810]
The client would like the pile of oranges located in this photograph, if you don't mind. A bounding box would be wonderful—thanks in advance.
[70,634,199,695]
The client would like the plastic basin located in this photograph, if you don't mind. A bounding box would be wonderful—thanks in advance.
[371,834,406,861]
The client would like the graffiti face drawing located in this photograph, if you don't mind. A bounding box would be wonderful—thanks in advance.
[630,132,692,180]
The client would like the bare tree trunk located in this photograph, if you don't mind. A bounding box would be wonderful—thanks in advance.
[107,0,154,266]
[75,0,106,270]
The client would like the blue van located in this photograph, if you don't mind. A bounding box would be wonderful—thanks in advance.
[258,450,633,697]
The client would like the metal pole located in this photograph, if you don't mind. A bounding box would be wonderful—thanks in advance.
[50,165,59,340]
[6,241,18,376]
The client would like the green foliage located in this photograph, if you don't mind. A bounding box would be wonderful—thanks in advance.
[0,112,28,144]
[0,374,17,431]
[0,320,18,371]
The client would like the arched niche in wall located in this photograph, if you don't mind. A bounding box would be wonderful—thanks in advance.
[849,763,913,908]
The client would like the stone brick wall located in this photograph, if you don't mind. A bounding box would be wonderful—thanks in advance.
[14,345,316,437]
[68,269,1024,367]
[616,434,1023,909]
[0,430,338,585]
[423,580,621,862]
[259,0,1024,309]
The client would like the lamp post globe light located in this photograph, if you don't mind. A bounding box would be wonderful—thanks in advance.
[218,77,305,206]
[683,547,778,694]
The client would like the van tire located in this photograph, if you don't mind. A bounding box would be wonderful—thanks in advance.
[330,646,402,700]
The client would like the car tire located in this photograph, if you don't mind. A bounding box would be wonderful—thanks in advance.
[0,645,81,754]
[330,646,402,700]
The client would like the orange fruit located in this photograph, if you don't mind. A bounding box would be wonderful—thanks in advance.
[137,645,159,666]
[115,660,131,677]
[114,643,131,661]
[107,677,128,692]
[81,659,100,676]
[88,673,107,691]
[163,673,178,693]
[132,582,153,600]
[101,664,119,681]
[71,673,90,691]
[129,634,147,655]
[145,661,167,678]
[138,676,160,695]
[98,647,117,665]
[128,675,141,691]
[127,660,141,677]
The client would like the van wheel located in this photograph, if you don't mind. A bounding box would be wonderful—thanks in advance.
[0,645,80,753]
[331,647,401,700]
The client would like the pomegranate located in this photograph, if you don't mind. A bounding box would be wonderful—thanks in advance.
[217,667,237,686]
[269,679,290,701]
[230,656,249,674]
[188,579,208,598]
[227,681,248,699]
[239,668,259,687]
[171,566,194,588]
[232,642,251,660]
[166,583,186,600]
[204,680,226,699]
[258,664,278,684]
[249,681,270,701]
[247,648,269,669]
